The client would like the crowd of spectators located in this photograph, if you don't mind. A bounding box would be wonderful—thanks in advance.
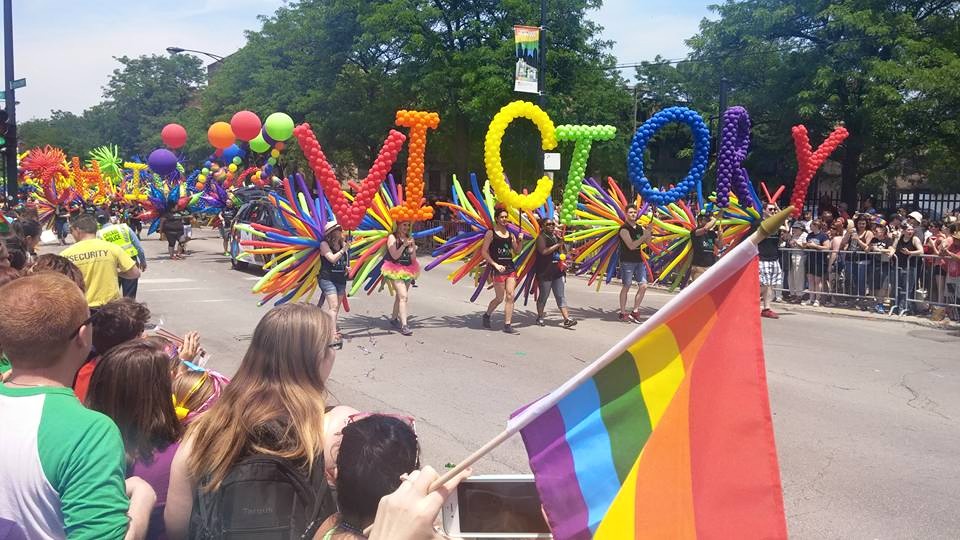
[736,200,960,320]
[0,209,472,540]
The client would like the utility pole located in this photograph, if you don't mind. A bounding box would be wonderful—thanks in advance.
[3,0,17,203]
[538,0,547,178]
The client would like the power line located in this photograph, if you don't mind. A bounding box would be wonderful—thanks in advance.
[611,35,879,70]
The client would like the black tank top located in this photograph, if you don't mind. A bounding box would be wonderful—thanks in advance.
[619,223,644,263]
[385,236,413,266]
[320,241,347,281]
[489,231,516,269]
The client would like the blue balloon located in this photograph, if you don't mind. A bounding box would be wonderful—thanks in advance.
[222,144,244,163]
[626,106,711,205]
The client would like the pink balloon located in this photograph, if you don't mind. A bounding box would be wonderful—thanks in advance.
[230,111,262,141]
[161,123,188,149]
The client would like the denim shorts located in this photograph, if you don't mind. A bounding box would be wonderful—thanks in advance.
[319,279,346,297]
[620,262,647,287]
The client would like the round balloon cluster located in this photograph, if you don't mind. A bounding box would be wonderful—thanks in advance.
[294,122,407,230]
[715,106,752,208]
[789,124,849,216]
[627,106,710,205]
[555,124,616,224]
[483,101,557,211]
[390,110,440,222]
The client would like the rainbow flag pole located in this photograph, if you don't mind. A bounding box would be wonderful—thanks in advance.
[431,207,794,539]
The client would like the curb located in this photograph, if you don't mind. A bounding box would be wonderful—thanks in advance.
[770,302,960,330]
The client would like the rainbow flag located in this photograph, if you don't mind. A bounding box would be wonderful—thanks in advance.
[509,237,787,539]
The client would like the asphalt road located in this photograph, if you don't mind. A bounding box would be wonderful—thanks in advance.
[51,229,960,539]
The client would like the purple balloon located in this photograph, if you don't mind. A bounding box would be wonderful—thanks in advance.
[148,148,178,176]
[715,106,753,209]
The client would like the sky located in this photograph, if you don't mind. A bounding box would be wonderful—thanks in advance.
[0,0,714,121]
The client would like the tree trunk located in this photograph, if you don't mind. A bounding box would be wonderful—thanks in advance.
[840,132,863,210]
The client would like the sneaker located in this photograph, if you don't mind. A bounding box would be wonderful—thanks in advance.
[503,324,519,335]
[482,314,491,329]
[390,318,402,330]
[812,301,820,307]
[536,317,546,327]
[618,312,631,322]
[562,319,578,328]
[630,309,643,323]
[400,325,413,336]
[760,308,780,319]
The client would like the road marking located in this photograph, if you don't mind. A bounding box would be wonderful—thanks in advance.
[184,299,233,303]
[140,278,195,284]
[241,276,261,281]
[141,287,207,292]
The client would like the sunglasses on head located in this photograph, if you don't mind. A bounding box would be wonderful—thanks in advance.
[346,412,417,432]
[68,312,98,339]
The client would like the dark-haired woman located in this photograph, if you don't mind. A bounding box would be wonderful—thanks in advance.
[382,221,419,336]
[86,339,183,540]
[481,205,522,334]
[319,414,419,540]
[535,217,576,328]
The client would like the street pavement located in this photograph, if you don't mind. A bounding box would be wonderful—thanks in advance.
[45,229,960,539]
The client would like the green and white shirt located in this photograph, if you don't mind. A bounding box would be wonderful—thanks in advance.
[0,383,130,539]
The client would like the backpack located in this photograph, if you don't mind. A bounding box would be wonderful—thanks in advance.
[189,454,336,539]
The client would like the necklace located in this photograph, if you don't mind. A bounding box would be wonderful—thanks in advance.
[4,380,46,387]
[336,521,367,537]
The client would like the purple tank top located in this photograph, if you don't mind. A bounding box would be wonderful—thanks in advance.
[128,441,180,540]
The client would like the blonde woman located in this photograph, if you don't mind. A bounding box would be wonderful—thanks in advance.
[383,221,419,336]
[164,303,341,539]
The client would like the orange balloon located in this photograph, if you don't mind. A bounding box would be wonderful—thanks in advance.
[208,121,235,150]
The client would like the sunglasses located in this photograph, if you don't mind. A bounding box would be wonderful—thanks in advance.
[329,340,343,351]
[68,312,97,339]
[346,412,416,432]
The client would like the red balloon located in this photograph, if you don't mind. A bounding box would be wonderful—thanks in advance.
[161,124,188,149]
[231,111,262,141]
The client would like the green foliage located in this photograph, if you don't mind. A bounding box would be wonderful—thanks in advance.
[638,0,960,200]
[20,2,632,187]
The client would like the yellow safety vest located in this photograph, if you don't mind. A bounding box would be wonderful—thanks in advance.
[98,224,138,258]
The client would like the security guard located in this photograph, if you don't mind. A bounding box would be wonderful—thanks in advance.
[97,215,147,298]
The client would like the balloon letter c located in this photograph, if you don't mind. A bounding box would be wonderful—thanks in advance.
[484,101,557,211]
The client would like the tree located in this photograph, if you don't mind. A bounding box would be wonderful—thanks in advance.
[650,1,960,203]
[98,54,206,157]
[200,0,633,188]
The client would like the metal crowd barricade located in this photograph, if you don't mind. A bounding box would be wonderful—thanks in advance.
[775,247,899,313]
[904,253,960,319]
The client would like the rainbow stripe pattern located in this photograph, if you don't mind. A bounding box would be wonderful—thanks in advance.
[512,240,786,539]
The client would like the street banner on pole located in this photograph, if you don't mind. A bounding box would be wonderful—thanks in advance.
[513,25,540,94]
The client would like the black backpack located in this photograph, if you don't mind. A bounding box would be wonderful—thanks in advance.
[188,455,336,539]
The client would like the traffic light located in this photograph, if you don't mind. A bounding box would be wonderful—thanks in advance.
[0,109,7,149]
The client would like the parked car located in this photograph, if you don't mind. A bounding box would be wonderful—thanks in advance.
[229,189,281,270]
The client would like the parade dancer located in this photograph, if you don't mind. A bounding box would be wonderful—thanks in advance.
[319,221,350,347]
[383,221,419,336]
[482,205,522,334]
[535,216,576,328]
[618,204,651,322]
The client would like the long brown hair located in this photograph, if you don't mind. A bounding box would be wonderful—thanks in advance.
[86,339,184,464]
[186,303,334,491]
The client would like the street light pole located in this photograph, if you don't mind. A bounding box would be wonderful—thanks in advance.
[166,47,225,62]
[537,0,547,177]
[3,0,17,203]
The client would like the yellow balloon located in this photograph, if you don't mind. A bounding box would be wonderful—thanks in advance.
[484,101,557,211]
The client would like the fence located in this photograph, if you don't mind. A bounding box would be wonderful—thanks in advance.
[773,247,960,319]
[807,189,960,220]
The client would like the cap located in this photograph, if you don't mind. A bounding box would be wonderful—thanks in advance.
[791,221,804,229]
[908,211,923,223]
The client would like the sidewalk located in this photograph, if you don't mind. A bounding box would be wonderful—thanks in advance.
[770,299,960,330]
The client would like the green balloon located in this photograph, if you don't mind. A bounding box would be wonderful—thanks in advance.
[250,134,270,153]
[264,112,295,142]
